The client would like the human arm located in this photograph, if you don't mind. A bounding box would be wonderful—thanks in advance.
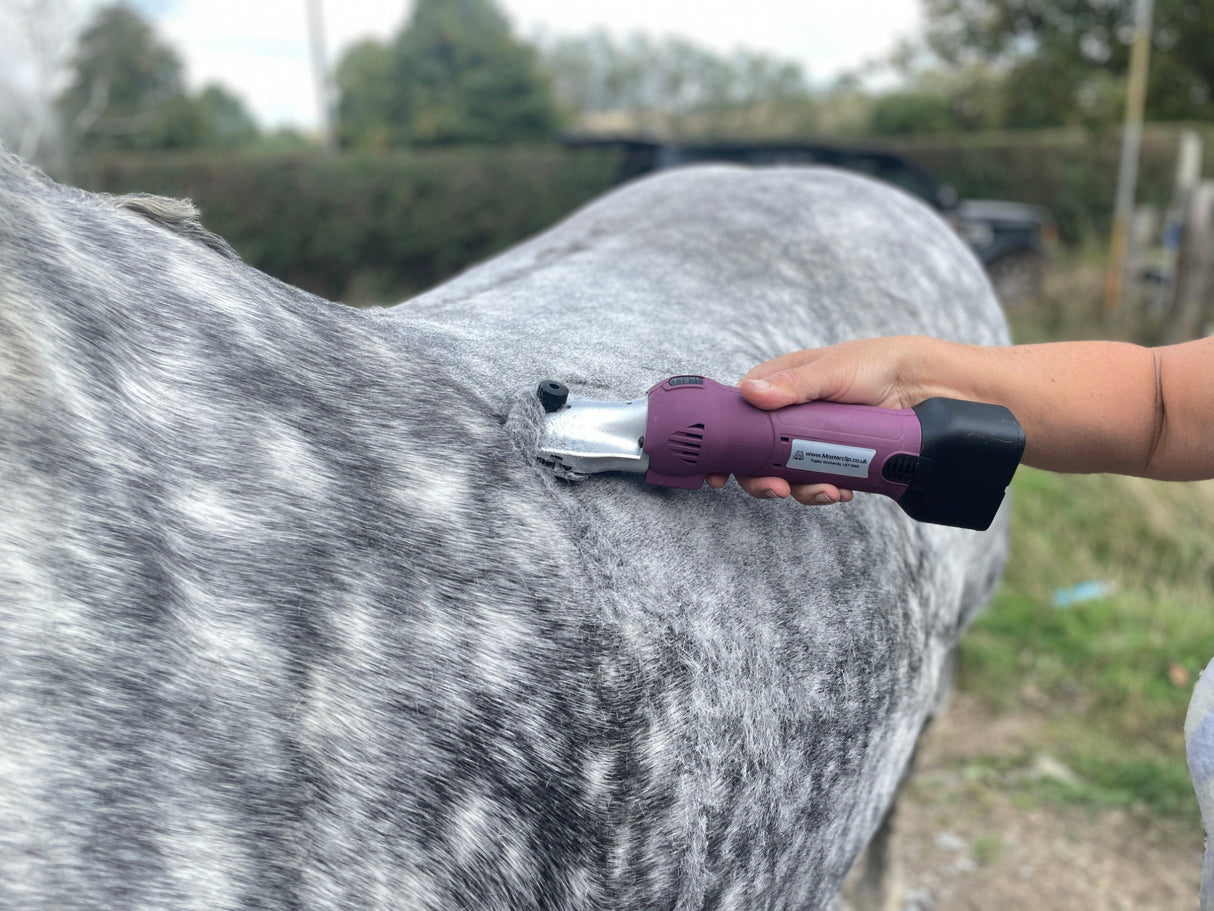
[706,334,1214,502]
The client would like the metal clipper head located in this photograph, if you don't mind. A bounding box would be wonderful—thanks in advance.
[535,380,650,479]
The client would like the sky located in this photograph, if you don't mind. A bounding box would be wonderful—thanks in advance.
[144,0,925,131]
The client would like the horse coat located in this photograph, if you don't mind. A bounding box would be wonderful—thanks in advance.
[0,148,1012,910]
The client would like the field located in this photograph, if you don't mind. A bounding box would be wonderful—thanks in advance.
[875,249,1213,909]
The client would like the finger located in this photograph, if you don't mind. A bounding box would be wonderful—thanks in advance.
[739,350,834,411]
[738,374,802,410]
[735,475,791,500]
[788,484,853,506]
[739,339,899,411]
[741,349,828,383]
[705,473,730,489]
[739,354,851,410]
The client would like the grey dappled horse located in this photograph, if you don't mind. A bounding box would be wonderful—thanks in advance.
[0,148,1012,910]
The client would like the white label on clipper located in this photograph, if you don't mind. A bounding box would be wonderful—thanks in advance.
[786,440,876,478]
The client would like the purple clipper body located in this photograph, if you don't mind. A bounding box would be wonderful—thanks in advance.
[644,376,921,500]
[536,375,1024,530]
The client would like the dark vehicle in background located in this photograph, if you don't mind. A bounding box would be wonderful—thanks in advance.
[566,137,1054,305]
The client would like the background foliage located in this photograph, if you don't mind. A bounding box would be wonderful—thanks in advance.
[13,0,1212,162]
[71,122,1214,306]
[923,0,1214,125]
[34,1,1214,312]
[55,3,259,155]
[538,29,817,139]
[884,123,1214,242]
[77,145,621,303]
[336,0,559,149]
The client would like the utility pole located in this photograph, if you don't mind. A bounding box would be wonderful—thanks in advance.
[1103,0,1154,319]
[304,0,336,152]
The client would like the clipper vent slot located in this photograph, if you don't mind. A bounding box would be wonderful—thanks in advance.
[882,453,920,485]
[668,423,705,464]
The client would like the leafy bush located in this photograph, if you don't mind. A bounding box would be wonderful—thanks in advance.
[879,124,1214,244]
[74,125,1214,307]
[77,145,622,304]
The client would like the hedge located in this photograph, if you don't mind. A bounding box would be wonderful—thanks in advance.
[74,126,1214,303]
[77,145,624,305]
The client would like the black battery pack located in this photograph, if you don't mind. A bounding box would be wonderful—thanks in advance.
[894,398,1026,531]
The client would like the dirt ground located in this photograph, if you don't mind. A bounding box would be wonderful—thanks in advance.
[844,693,1204,911]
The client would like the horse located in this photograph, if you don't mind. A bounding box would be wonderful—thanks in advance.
[0,146,1013,909]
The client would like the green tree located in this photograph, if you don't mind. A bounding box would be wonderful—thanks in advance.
[868,90,955,136]
[335,39,395,150]
[540,29,814,138]
[923,0,1214,126]
[336,0,558,148]
[55,3,260,154]
[133,84,260,150]
[192,84,259,149]
[56,2,187,152]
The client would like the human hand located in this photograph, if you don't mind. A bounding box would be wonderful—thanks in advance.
[706,336,933,503]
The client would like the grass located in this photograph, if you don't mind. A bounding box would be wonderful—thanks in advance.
[972,833,1005,866]
[953,247,1214,821]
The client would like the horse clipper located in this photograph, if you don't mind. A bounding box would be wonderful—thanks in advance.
[537,375,1025,531]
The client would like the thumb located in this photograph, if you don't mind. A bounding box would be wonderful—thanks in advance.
[738,372,812,410]
[738,337,920,412]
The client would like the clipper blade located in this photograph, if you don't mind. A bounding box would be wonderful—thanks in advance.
[536,389,650,478]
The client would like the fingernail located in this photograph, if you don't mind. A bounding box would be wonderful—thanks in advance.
[747,379,772,392]
[763,489,780,499]
[812,492,836,505]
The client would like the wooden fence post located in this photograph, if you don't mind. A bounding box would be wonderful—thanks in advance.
[1163,180,1214,343]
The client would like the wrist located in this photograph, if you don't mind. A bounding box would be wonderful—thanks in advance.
[895,335,952,407]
